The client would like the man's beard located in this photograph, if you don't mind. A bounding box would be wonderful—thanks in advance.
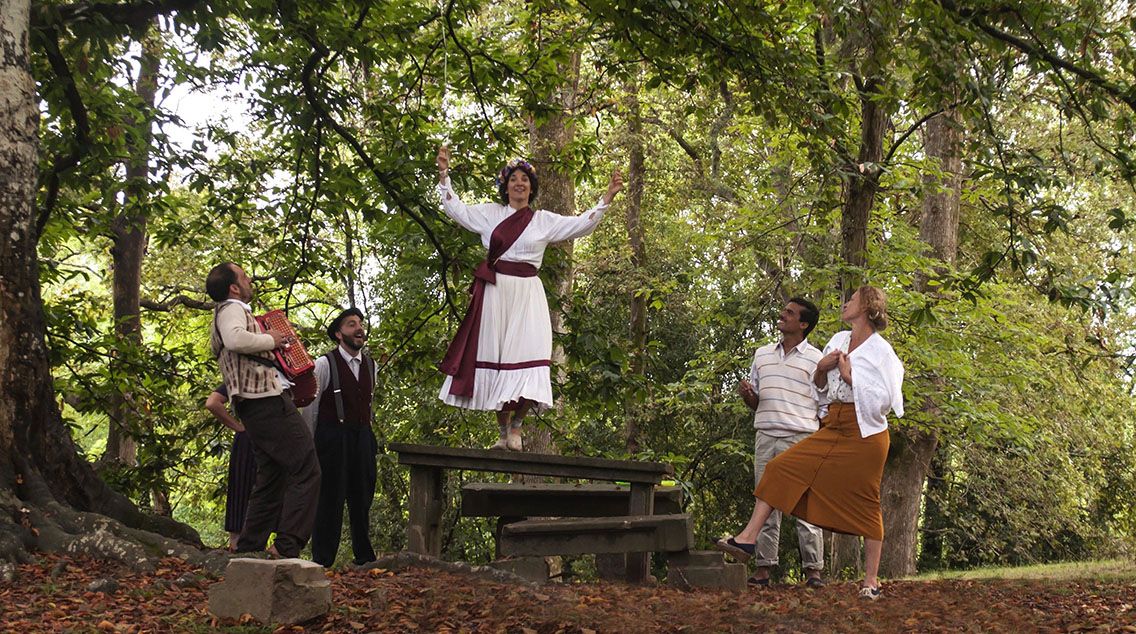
[341,334,365,352]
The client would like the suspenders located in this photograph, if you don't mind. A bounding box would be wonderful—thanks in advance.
[324,351,374,424]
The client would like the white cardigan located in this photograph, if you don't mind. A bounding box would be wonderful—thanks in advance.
[818,330,905,438]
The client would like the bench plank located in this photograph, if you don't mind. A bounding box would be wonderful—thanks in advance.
[391,443,673,484]
[461,483,683,517]
[498,514,694,557]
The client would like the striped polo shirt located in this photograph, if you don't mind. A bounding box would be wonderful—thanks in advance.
[748,338,823,436]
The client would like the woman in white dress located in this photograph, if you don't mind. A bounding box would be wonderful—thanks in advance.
[435,145,623,450]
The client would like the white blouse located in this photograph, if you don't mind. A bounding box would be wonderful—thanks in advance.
[437,176,609,267]
[818,330,905,438]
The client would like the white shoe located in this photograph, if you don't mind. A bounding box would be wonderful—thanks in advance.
[505,432,522,451]
[490,437,508,450]
[858,585,881,600]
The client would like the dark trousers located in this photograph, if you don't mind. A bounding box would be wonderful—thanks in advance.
[310,420,378,566]
[234,394,321,558]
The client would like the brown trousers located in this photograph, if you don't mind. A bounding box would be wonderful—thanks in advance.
[234,394,321,558]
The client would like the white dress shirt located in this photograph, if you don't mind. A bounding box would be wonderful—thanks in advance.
[301,345,376,432]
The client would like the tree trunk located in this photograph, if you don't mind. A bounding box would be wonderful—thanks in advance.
[839,76,889,285]
[105,23,160,471]
[827,1,914,577]
[525,44,580,458]
[917,444,950,570]
[878,426,938,576]
[827,532,863,579]
[623,75,647,456]
[878,97,963,577]
[918,111,963,263]
[0,3,199,568]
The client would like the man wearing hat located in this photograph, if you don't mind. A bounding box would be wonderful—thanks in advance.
[302,307,379,567]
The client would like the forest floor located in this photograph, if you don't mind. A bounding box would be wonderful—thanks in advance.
[3,552,1135,633]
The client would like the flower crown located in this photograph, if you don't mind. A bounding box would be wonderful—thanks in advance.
[496,158,536,187]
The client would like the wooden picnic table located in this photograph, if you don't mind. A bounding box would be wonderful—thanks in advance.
[389,442,681,583]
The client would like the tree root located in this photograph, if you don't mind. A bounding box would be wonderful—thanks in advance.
[1,469,229,576]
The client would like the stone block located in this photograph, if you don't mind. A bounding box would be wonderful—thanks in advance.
[208,558,331,625]
[666,561,747,592]
[486,557,549,583]
[666,550,726,567]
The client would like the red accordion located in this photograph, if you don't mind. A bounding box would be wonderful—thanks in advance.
[255,309,318,407]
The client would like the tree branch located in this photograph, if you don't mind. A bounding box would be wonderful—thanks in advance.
[276,5,458,314]
[883,100,964,166]
[140,295,212,312]
[50,0,205,31]
[939,0,1136,113]
[34,25,91,237]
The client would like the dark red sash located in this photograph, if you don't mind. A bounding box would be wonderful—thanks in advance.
[440,206,538,397]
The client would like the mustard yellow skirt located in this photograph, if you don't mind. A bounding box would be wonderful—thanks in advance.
[753,402,889,540]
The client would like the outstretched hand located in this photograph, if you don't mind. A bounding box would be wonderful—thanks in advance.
[436,145,451,182]
[603,169,624,205]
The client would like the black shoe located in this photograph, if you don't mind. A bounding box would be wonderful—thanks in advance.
[747,575,771,587]
[714,536,756,563]
[805,575,826,589]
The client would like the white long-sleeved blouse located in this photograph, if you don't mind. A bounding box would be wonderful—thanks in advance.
[817,330,905,438]
[437,176,609,267]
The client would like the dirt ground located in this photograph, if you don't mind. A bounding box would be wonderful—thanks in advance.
[3,553,1135,633]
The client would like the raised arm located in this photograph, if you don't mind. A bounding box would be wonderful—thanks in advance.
[541,170,624,243]
[436,145,492,234]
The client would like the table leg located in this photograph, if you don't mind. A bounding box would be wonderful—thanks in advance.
[626,482,656,583]
[407,465,444,557]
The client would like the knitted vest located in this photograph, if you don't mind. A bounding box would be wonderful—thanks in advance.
[211,303,280,400]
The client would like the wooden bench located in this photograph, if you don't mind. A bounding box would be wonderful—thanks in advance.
[460,482,683,518]
[498,514,694,557]
[390,442,675,582]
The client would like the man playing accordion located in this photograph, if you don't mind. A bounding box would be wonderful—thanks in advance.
[206,262,321,559]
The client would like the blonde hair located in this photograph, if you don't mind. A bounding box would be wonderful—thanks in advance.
[857,285,888,331]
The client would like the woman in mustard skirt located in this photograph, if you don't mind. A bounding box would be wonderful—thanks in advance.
[716,285,904,599]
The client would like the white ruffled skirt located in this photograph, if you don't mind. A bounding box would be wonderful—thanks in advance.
[439,274,553,412]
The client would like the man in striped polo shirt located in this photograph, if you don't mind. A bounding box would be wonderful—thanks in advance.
[737,297,825,587]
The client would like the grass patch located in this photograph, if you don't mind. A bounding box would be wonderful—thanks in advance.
[913,559,1136,582]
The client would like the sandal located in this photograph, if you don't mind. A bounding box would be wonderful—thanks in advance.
[747,575,770,587]
[714,536,756,563]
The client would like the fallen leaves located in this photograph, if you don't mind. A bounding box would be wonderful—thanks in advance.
[3,553,1135,632]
